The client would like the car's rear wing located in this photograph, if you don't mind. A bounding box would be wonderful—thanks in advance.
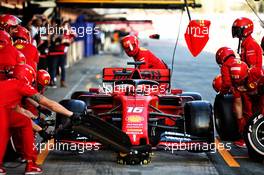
[103,68,171,84]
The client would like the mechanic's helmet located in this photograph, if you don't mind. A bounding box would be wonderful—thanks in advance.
[12,64,36,84]
[215,47,235,66]
[121,35,139,57]
[232,17,253,38]
[17,51,26,65]
[0,14,21,32]
[10,25,31,43]
[212,74,222,93]
[37,69,51,87]
[0,30,12,48]
[230,60,249,84]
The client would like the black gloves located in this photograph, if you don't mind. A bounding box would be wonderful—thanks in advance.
[37,106,52,116]
[71,113,82,121]
[38,130,53,143]
[70,109,93,124]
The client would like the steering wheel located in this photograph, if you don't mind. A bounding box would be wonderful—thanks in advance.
[127,61,145,68]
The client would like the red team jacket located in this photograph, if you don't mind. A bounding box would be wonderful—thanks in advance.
[14,40,39,72]
[240,35,263,69]
[220,57,237,94]
[0,44,25,80]
[134,48,168,69]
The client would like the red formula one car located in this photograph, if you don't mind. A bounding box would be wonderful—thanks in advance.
[55,62,214,164]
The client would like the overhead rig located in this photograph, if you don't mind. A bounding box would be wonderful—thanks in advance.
[56,0,202,9]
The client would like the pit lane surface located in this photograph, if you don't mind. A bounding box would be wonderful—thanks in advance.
[7,39,264,175]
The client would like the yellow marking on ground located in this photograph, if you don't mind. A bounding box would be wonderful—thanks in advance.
[36,139,54,165]
[215,138,240,167]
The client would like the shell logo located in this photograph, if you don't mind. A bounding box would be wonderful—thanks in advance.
[127,115,143,123]
[15,44,24,49]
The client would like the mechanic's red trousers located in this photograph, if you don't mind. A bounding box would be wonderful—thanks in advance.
[12,100,39,160]
[241,93,253,120]
[12,128,38,161]
[237,94,264,133]
[0,110,36,165]
[242,94,264,119]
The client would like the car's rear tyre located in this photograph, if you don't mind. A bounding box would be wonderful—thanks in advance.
[214,94,240,141]
[71,91,93,99]
[244,112,264,162]
[184,100,214,143]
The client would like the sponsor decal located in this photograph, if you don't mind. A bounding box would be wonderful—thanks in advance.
[15,44,24,49]
[127,115,143,123]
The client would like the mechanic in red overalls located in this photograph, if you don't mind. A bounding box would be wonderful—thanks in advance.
[229,60,264,148]
[2,25,39,163]
[121,35,168,69]
[0,64,80,175]
[23,69,52,129]
[0,30,25,80]
[215,47,252,147]
[215,47,237,94]
[232,17,263,68]
[11,69,52,166]
[11,25,39,72]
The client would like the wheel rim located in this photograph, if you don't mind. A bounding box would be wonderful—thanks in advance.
[256,121,264,148]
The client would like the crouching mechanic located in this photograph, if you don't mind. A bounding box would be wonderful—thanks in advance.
[229,60,264,148]
[0,64,83,175]
[121,35,168,69]
[215,47,237,94]
[215,47,255,147]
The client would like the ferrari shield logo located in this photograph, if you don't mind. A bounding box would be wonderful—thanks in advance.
[184,20,211,57]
